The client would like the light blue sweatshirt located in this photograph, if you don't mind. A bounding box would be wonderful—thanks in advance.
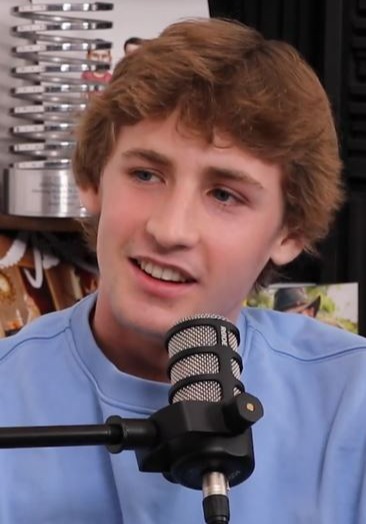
[0,293,365,523]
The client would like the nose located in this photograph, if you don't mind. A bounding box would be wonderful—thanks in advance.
[145,187,200,250]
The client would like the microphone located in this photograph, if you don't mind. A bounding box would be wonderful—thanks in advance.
[0,313,263,524]
[163,314,263,524]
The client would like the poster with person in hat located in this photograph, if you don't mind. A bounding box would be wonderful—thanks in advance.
[273,287,321,318]
[246,283,358,333]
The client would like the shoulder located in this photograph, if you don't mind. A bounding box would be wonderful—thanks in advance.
[238,307,366,361]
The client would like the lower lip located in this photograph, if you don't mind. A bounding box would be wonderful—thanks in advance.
[130,260,195,298]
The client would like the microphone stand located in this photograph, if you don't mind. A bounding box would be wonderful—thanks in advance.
[0,392,263,524]
[0,417,158,452]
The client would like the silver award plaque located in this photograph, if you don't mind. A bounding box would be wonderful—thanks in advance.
[4,2,114,218]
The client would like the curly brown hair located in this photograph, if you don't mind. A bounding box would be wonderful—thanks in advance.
[73,18,344,282]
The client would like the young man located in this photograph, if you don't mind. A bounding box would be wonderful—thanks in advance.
[0,17,365,524]
[81,44,113,91]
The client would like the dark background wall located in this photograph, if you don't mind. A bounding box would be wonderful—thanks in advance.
[208,0,366,335]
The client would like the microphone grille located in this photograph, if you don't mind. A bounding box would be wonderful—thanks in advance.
[167,313,239,357]
[165,314,242,403]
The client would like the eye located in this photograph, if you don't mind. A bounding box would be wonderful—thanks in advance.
[131,169,159,183]
[211,188,238,204]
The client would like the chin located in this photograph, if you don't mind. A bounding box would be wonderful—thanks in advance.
[116,300,206,340]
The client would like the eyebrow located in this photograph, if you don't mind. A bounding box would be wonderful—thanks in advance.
[121,147,265,191]
[205,166,264,192]
[121,148,173,168]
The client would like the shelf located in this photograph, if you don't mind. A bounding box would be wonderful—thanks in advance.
[0,214,82,232]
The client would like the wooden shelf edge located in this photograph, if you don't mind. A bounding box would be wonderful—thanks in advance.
[0,214,83,232]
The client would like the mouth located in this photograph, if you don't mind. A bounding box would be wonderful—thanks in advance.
[132,258,196,284]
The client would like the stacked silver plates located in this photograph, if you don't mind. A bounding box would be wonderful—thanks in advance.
[4,2,113,217]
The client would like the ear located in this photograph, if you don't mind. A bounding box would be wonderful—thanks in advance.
[270,229,305,266]
[77,184,101,215]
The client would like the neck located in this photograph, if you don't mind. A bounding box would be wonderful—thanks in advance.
[90,310,170,383]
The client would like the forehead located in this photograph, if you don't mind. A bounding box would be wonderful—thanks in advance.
[115,113,267,166]
[113,114,284,190]
[115,115,230,153]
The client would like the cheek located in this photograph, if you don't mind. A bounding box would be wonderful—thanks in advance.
[98,190,150,250]
[209,224,279,282]
[216,219,280,261]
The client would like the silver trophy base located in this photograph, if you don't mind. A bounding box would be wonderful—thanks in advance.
[3,167,88,218]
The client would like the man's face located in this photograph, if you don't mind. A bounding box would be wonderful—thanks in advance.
[80,113,301,341]
[88,49,111,64]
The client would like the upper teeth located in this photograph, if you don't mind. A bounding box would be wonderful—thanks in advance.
[139,260,188,283]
